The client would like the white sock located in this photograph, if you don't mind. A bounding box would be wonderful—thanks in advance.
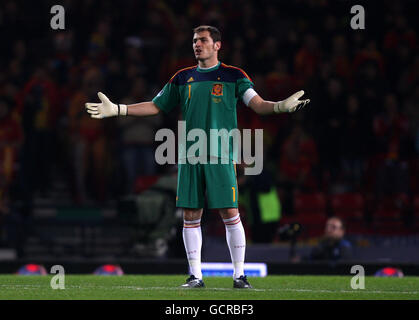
[182,218,202,280]
[223,214,246,279]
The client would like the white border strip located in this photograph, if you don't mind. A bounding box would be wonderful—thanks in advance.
[201,262,267,277]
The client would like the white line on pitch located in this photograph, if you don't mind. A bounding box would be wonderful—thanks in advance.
[1,284,418,295]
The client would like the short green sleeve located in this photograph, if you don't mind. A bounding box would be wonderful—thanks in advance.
[236,77,254,100]
[152,82,180,113]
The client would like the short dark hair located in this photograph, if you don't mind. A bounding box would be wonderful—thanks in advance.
[193,25,221,43]
[328,216,346,231]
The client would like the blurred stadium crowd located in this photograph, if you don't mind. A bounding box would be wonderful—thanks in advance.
[0,0,418,247]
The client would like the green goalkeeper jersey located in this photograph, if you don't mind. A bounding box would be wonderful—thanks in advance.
[152,61,254,163]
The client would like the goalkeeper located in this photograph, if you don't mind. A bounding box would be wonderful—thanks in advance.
[86,25,310,289]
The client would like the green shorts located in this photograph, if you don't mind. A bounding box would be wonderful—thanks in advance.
[176,159,238,209]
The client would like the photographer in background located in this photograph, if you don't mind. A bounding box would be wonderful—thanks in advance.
[307,216,353,262]
[288,216,353,263]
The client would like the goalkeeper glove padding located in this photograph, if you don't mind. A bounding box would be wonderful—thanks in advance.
[85,92,127,119]
[274,90,310,113]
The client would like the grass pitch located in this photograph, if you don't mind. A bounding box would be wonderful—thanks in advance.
[0,275,418,300]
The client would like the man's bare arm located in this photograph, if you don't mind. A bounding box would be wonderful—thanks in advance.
[247,95,276,115]
[247,91,310,115]
[126,101,161,117]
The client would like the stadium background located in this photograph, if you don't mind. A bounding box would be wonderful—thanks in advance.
[0,0,418,275]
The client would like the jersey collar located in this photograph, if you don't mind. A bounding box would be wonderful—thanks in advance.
[196,61,221,73]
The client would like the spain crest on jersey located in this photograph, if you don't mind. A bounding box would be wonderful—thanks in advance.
[211,83,223,96]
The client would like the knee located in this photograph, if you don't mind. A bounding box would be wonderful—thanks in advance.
[183,208,203,221]
[219,208,239,219]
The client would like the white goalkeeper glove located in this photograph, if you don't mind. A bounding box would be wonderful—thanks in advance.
[85,92,127,119]
[273,90,310,113]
